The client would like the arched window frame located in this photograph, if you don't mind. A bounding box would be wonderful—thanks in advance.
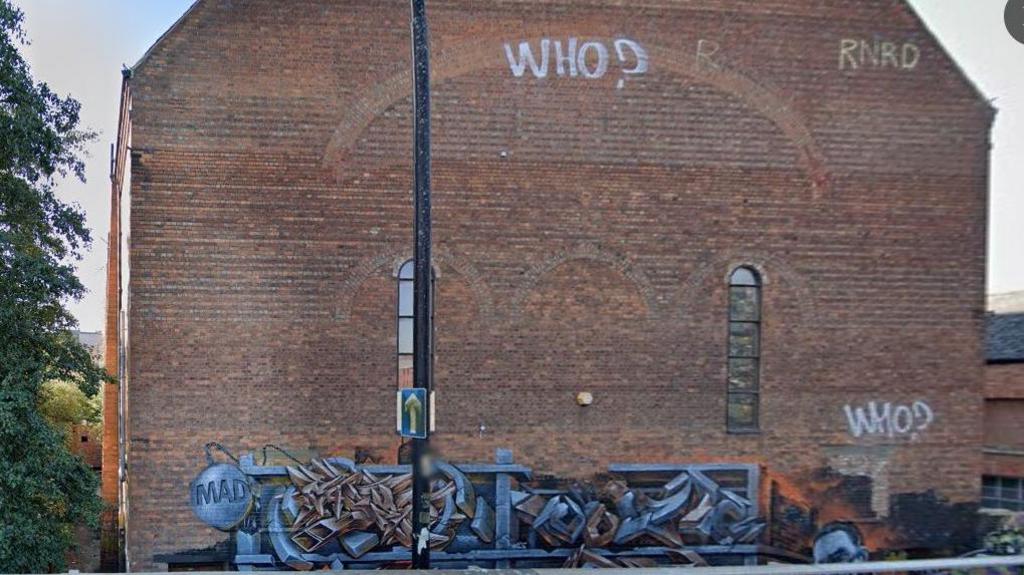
[396,260,435,389]
[727,266,761,432]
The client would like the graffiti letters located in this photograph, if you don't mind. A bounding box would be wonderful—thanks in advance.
[696,39,721,69]
[839,38,920,71]
[843,401,934,439]
[195,478,249,506]
[189,463,254,531]
[504,37,648,88]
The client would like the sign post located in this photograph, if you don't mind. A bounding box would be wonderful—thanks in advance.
[409,0,433,568]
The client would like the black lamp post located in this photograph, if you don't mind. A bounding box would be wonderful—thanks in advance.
[409,0,433,569]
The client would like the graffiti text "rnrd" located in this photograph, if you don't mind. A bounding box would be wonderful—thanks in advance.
[503,37,648,89]
[843,400,934,439]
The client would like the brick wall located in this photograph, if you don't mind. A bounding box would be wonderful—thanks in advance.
[984,363,1024,478]
[101,140,122,572]
[69,423,103,470]
[984,400,1024,451]
[986,363,1024,399]
[121,0,992,569]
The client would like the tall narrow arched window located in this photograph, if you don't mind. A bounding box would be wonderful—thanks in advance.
[397,261,415,388]
[727,266,761,432]
[397,260,434,389]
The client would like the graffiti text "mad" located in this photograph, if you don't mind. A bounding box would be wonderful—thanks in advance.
[843,400,934,439]
[504,37,648,89]
[194,478,250,506]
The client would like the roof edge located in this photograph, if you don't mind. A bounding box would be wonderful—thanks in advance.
[130,0,203,75]
[900,0,996,118]
[988,359,1024,365]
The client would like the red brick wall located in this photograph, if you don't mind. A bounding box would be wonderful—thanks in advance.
[986,363,1024,399]
[983,364,1024,478]
[102,75,131,572]
[69,423,103,470]
[983,399,1024,448]
[101,127,122,572]
[103,177,120,507]
[123,0,992,569]
[982,452,1024,479]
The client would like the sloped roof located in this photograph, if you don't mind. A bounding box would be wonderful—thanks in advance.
[987,313,1024,363]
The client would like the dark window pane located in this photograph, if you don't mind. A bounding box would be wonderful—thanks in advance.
[730,287,760,321]
[729,322,759,358]
[398,318,414,354]
[399,280,414,317]
[1000,478,1020,500]
[730,267,759,287]
[982,497,1001,509]
[729,358,759,391]
[726,266,761,433]
[982,476,1024,509]
[727,393,758,429]
[999,476,1015,499]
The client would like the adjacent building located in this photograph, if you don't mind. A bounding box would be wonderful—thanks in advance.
[104,0,995,570]
[70,330,104,470]
[983,294,1024,511]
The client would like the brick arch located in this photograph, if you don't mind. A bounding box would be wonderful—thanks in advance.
[321,35,830,198]
[675,250,820,324]
[504,252,657,412]
[333,245,494,324]
[510,243,658,320]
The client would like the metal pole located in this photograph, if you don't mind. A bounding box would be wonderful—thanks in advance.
[409,0,432,569]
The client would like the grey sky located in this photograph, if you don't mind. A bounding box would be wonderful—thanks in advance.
[13,1,1023,332]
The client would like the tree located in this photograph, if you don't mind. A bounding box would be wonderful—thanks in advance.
[39,378,102,438]
[0,1,106,572]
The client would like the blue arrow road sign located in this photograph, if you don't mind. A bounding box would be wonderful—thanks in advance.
[397,388,428,439]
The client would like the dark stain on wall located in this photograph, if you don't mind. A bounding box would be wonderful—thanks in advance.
[771,468,982,558]
[890,491,979,555]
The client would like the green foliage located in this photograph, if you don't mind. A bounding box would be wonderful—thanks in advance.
[38,379,101,437]
[0,1,106,571]
[984,525,1024,556]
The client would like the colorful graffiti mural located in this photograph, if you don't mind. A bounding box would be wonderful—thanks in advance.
[188,447,820,569]
[185,446,996,570]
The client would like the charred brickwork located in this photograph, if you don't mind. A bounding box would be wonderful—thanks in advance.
[112,0,992,569]
[769,469,981,556]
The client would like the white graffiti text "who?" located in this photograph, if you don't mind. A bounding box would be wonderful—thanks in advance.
[843,401,934,439]
[503,37,648,89]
